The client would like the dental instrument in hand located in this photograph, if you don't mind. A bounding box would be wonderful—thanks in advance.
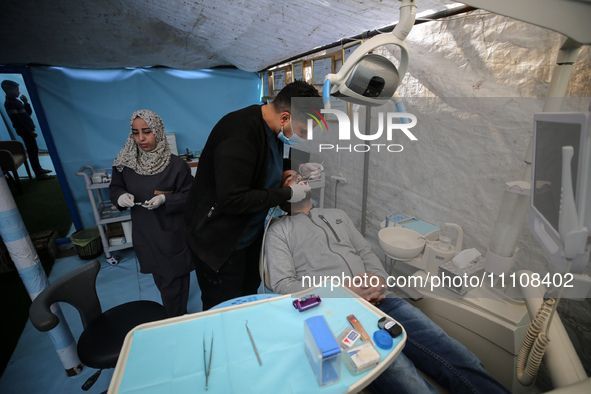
[245,321,262,366]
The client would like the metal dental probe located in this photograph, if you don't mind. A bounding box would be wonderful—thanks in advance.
[245,321,262,365]
[203,333,213,390]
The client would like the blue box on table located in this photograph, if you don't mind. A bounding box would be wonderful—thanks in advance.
[304,315,342,387]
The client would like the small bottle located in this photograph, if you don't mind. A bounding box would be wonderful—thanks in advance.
[385,208,392,227]
[378,317,403,338]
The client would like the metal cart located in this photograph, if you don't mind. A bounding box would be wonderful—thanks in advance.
[76,166,133,265]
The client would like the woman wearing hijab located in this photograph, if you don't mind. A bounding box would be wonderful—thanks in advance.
[110,109,193,317]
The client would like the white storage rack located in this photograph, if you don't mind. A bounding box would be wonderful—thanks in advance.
[76,165,133,265]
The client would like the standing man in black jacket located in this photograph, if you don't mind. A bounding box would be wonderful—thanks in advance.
[184,81,323,310]
[2,80,53,180]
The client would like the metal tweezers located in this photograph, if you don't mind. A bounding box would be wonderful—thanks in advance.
[203,333,213,390]
[245,321,262,366]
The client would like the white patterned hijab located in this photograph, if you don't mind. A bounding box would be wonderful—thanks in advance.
[113,109,171,175]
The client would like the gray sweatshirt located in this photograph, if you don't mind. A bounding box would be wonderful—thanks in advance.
[265,207,388,295]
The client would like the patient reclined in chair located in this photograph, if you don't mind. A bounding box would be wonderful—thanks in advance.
[262,169,510,394]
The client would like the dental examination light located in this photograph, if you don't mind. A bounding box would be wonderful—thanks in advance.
[323,0,417,107]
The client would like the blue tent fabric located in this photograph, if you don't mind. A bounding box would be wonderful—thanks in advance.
[0,73,48,151]
[31,67,261,228]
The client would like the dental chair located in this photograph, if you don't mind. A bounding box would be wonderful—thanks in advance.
[29,260,168,389]
[209,207,285,309]
[259,206,285,293]
[259,206,449,392]
[0,140,32,193]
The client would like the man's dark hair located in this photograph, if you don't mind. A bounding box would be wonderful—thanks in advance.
[1,80,19,93]
[273,80,321,115]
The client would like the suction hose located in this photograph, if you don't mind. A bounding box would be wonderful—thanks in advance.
[516,298,555,386]
[323,79,332,108]
[392,93,409,124]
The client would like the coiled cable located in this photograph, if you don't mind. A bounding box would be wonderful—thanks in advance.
[516,258,572,386]
[516,298,555,386]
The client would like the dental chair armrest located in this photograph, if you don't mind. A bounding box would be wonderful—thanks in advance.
[545,377,591,393]
[29,292,60,332]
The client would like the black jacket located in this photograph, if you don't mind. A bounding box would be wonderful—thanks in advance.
[4,96,36,137]
[184,105,291,271]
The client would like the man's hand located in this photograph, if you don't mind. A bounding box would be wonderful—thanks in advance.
[346,273,386,306]
[20,95,28,104]
[288,183,311,203]
[299,162,324,180]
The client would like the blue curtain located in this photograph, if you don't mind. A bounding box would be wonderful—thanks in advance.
[31,67,261,228]
[0,72,48,151]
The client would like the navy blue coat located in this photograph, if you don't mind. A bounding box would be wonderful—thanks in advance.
[110,155,194,279]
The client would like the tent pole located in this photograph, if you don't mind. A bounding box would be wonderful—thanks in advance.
[0,168,83,376]
[360,106,371,236]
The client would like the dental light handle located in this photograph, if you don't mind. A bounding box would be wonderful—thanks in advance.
[558,146,587,259]
[393,0,417,42]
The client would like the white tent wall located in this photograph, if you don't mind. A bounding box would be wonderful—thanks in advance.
[304,10,591,386]
[0,0,458,72]
[29,67,261,229]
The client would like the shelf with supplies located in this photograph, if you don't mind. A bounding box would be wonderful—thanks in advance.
[76,165,133,265]
[98,201,132,223]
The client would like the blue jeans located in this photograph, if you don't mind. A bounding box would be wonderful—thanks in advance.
[369,295,510,394]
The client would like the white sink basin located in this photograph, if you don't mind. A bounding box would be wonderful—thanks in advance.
[378,227,425,261]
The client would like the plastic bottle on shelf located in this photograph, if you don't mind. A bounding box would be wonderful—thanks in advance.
[385,209,396,228]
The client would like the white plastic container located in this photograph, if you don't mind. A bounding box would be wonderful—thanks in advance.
[121,221,132,243]
[337,327,380,375]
